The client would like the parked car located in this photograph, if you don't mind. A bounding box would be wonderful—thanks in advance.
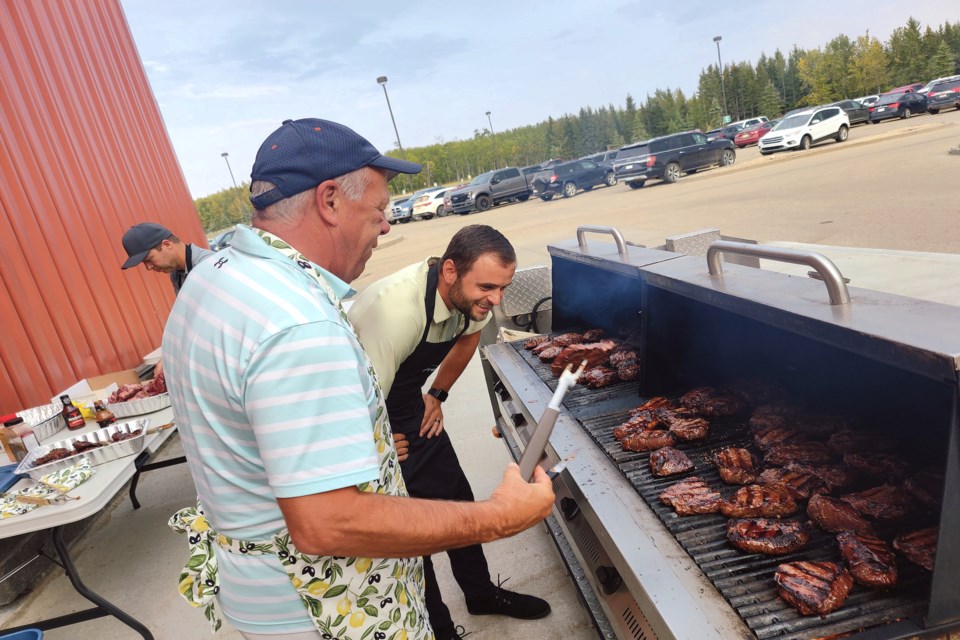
[857,94,880,108]
[532,160,617,200]
[733,120,779,148]
[729,116,769,130]
[388,197,412,224]
[409,187,448,220]
[209,228,235,251]
[758,106,849,155]
[711,123,746,141]
[884,82,925,95]
[868,92,928,123]
[447,167,532,214]
[926,79,960,114]
[613,130,736,189]
[829,100,869,125]
[918,75,960,94]
[582,150,619,165]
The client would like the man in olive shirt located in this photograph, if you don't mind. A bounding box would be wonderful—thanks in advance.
[349,225,551,640]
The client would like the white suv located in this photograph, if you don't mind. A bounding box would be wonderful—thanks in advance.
[758,106,849,155]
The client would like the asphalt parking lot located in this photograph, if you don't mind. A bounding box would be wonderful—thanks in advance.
[358,107,960,292]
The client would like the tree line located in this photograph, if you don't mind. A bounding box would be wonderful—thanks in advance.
[195,16,960,230]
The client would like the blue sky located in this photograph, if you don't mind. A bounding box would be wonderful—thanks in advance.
[119,0,957,198]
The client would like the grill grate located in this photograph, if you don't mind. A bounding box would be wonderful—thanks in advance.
[511,338,931,640]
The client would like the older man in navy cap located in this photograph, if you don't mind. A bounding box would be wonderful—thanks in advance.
[161,118,555,640]
[120,222,213,295]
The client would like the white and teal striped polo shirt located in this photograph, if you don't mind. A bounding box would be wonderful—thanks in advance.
[162,225,383,635]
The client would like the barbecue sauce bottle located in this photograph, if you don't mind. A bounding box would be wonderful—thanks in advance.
[94,400,116,428]
[60,394,85,430]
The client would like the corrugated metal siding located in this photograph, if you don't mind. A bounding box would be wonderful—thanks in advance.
[0,0,206,413]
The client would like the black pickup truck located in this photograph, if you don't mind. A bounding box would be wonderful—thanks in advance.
[530,159,617,200]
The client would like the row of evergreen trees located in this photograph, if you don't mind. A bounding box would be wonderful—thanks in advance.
[196,16,960,230]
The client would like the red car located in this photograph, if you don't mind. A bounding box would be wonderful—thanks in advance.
[733,120,779,148]
[884,82,925,94]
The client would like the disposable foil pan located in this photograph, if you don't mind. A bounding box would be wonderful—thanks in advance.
[14,419,151,482]
[107,392,170,418]
[17,403,66,442]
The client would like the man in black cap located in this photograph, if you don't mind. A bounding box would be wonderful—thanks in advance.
[161,118,555,640]
[120,222,214,295]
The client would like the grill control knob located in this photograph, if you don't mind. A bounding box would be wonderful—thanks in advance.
[560,497,580,521]
[595,565,622,595]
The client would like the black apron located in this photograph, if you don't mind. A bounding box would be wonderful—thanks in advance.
[385,262,470,495]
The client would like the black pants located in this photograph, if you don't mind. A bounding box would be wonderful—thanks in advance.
[397,422,494,630]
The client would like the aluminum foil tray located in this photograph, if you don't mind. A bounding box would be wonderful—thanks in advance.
[17,403,66,441]
[107,392,170,418]
[14,419,151,481]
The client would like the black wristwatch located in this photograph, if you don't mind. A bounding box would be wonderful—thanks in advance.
[427,387,449,403]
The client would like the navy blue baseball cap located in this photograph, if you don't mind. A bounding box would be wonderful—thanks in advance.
[249,118,422,209]
[121,222,173,269]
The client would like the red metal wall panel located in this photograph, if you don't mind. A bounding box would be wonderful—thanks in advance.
[0,0,206,413]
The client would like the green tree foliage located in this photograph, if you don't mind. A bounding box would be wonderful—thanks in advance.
[190,17,960,229]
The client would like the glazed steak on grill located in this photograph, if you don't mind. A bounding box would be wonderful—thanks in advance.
[904,469,945,510]
[523,335,550,350]
[608,349,637,368]
[721,484,798,518]
[582,366,618,389]
[615,362,639,381]
[679,387,716,410]
[727,518,810,555]
[757,467,828,500]
[713,447,759,485]
[836,531,898,588]
[612,411,662,440]
[827,428,895,454]
[774,561,853,616]
[663,413,710,442]
[843,452,910,481]
[699,393,745,418]
[660,477,722,515]
[550,332,584,347]
[537,346,563,362]
[621,430,676,452]
[550,340,617,376]
[839,484,913,522]
[649,447,694,477]
[807,494,875,536]
[763,442,834,466]
[785,462,859,492]
[752,424,807,452]
[793,413,847,438]
[893,527,938,571]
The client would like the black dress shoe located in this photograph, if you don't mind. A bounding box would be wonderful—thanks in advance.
[466,578,551,620]
[434,623,471,640]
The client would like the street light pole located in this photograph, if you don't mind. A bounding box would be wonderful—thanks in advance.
[221,152,238,189]
[713,36,728,124]
[485,110,501,169]
[376,76,406,160]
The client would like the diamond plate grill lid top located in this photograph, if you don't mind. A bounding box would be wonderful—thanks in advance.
[500,266,552,316]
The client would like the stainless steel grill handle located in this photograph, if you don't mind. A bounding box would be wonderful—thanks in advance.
[707,240,851,305]
[576,225,629,258]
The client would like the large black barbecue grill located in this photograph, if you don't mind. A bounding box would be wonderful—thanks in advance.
[482,228,960,640]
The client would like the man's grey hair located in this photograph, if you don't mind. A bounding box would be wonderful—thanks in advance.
[250,168,370,223]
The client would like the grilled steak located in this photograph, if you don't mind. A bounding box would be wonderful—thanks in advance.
[582,328,605,342]
[807,494,875,536]
[721,484,798,518]
[839,484,913,522]
[649,447,694,477]
[582,366,618,389]
[904,469,945,510]
[616,363,639,381]
[531,340,557,356]
[842,452,910,481]
[550,332,584,347]
[536,345,563,362]
[727,518,810,555]
[758,467,828,500]
[713,447,759,485]
[774,561,853,616]
[893,527,938,571]
[836,531,898,588]
[523,335,550,350]
[612,411,662,440]
[793,413,847,438]
[608,349,637,368]
[629,397,672,416]
[621,430,676,452]
[827,428,895,454]
[786,462,859,491]
[763,442,834,466]
[666,416,710,442]
[679,387,716,410]
[550,340,617,376]
[699,394,745,418]
[659,477,722,515]
[752,424,807,453]
[749,412,789,432]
